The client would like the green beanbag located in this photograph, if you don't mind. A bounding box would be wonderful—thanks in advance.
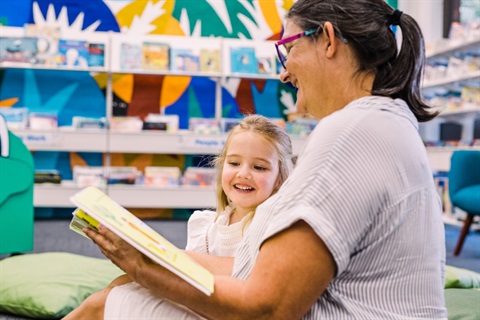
[0,252,124,319]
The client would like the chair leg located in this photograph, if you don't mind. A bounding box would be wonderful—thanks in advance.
[454,214,474,256]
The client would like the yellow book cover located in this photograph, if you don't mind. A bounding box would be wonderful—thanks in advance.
[142,42,170,71]
[69,186,214,296]
[200,49,220,73]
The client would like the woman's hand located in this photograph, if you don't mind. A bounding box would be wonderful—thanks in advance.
[84,225,150,281]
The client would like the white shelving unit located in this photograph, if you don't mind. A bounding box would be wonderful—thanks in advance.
[422,70,480,89]
[11,128,108,152]
[422,36,480,171]
[10,129,306,156]
[1,28,305,209]
[425,36,480,59]
[34,183,216,209]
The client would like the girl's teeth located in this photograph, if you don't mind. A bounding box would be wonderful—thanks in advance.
[235,185,253,190]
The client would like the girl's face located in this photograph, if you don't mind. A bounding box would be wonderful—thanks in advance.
[222,131,280,216]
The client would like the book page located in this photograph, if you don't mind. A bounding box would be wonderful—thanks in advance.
[70,186,214,295]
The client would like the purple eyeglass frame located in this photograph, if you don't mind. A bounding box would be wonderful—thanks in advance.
[275,29,316,69]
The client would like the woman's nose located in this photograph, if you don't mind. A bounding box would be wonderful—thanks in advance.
[279,68,290,83]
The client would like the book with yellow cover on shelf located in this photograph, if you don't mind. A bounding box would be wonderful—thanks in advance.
[69,186,214,296]
[142,41,169,71]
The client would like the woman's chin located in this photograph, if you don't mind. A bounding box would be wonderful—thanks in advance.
[295,100,308,115]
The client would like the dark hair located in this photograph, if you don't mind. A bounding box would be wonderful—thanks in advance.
[287,0,438,122]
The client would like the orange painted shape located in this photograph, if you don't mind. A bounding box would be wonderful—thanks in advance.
[113,74,134,104]
[116,0,174,35]
[0,98,19,107]
[163,16,185,36]
[259,0,282,35]
[92,73,108,89]
[160,76,191,108]
[70,152,88,168]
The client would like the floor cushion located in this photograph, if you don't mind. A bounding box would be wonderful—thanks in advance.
[0,252,124,319]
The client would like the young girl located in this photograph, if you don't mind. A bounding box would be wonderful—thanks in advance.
[63,114,293,319]
[185,114,294,257]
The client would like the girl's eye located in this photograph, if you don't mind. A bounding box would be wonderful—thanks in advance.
[254,165,267,171]
[228,161,239,167]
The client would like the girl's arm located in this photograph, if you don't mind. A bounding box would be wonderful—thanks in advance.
[85,220,336,320]
[184,250,234,275]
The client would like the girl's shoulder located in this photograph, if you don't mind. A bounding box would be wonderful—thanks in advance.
[188,209,217,226]
[185,209,217,252]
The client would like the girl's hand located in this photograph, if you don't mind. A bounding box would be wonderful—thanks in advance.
[84,225,149,280]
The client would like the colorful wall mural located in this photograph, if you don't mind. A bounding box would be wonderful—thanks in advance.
[0,0,397,218]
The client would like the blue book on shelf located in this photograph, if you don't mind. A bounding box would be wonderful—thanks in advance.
[57,39,89,67]
[170,48,200,72]
[230,47,257,74]
[88,43,105,67]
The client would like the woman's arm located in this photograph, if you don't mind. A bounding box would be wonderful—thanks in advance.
[85,220,335,320]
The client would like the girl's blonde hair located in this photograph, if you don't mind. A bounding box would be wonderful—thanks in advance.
[213,114,294,218]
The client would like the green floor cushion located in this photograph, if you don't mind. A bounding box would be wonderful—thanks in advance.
[444,288,480,320]
[445,265,480,289]
[0,252,124,319]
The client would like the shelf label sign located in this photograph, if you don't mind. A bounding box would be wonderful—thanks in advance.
[181,136,225,151]
[16,132,61,146]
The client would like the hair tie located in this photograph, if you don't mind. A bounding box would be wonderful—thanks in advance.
[389,9,403,26]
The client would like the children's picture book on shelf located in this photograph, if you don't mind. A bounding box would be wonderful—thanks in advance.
[170,48,200,72]
[87,43,105,67]
[57,39,89,67]
[200,49,220,73]
[144,166,181,187]
[142,41,170,71]
[230,47,257,74]
[120,43,143,70]
[189,118,221,134]
[73,166,106,188]
[72,116,107,129]
[183,167,216,187]
[28,112,58,130]
[0,107,29,130]
[105,166,139,185]
[34,169,62,184]
[220,118,242,133]
[0,37,38,64]
[143,114,179,133]
[110,116,143,132]
[257,56,274,75]
[24,23,61,65]
[69,186,214,296]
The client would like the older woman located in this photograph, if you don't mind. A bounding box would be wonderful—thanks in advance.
[69,0,447,319]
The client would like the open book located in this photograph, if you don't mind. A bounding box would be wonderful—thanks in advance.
[69,186,214,296]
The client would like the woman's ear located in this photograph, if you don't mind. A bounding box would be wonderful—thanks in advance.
[323,22,337,58]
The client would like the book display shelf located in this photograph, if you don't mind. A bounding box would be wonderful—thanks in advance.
[421,36,480,171]
[0,26,305,209]
[2,25,477,209]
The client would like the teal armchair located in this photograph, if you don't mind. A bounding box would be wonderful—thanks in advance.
[0,115,35,254]
[448,150,480,256]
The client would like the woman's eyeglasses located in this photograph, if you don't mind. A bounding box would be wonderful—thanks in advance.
[274,25,347,70]
[275,29,316,69]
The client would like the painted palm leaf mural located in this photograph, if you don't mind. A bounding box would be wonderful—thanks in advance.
[171,0,257,38]
[111,0,293,128]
